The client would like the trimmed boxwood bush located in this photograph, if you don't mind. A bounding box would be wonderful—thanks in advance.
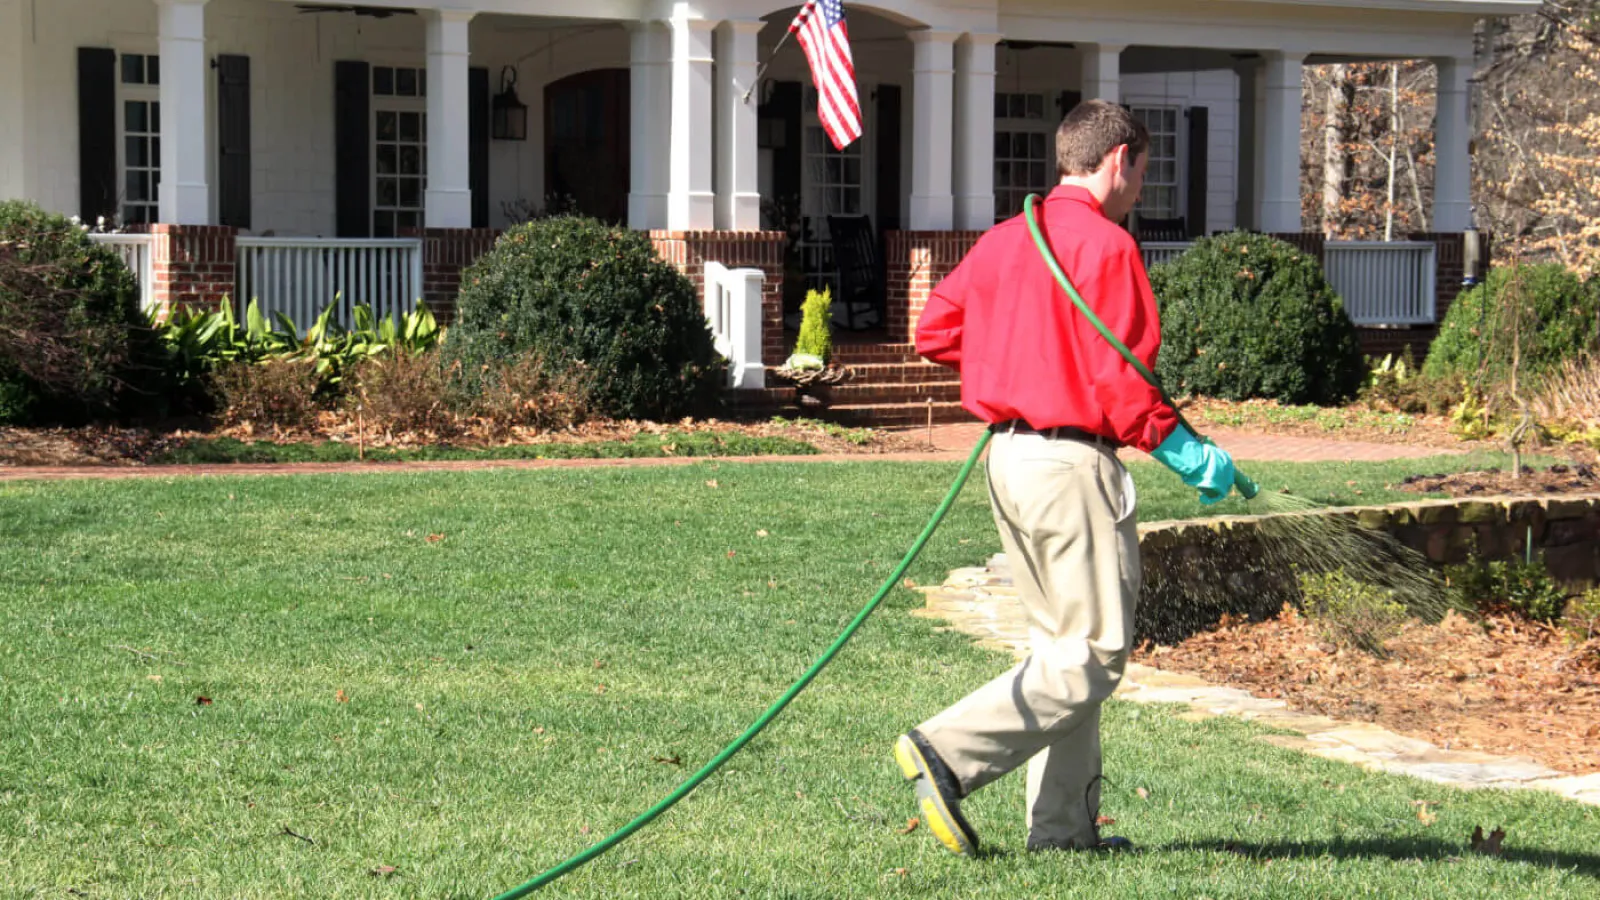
[0,199,163,424]
[1423,262,1600,384]
[446,216,725,420]
[1150,231,1365,405]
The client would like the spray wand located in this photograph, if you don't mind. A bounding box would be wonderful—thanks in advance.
[1021,193,1260,501]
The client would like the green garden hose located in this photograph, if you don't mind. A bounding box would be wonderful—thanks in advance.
[488,190,1260,899]
[1021,193,1260,500]
[489,429,992,899]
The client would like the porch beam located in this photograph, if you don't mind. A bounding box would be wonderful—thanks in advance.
[909,29,959,232]
[668,13,716,232]
[424,9,475,229]
[1432,54,1473,232]
[954,32,1000,232]
[715,20,763,231]
[1259,50,1305,233]
[156,0,211,225]
[1081,43,1125,104]
[628,21,670,230]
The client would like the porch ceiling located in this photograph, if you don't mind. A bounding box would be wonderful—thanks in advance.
[265,0,646,23]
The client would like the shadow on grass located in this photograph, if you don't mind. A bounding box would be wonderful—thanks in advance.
[1185,838,1600,880]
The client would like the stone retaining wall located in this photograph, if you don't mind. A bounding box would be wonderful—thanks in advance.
[1133,493,1600,644]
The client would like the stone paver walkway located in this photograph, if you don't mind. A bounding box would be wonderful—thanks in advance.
[911,554,1600,809]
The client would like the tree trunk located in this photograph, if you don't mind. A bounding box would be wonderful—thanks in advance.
[1322,64,1354,236]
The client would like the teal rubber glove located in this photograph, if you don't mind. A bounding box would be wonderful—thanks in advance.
[1150,423,1236,505]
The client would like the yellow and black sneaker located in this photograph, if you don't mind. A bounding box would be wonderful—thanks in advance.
[894,730,979,857]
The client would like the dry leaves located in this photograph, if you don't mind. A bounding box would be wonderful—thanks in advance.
[425,533,444,543]
[1413,801,1437,826]
[897,817,920,834]
[335,689,349,703]
[368,865,398,878]
[652,755,683,766]
[195,695,212,706]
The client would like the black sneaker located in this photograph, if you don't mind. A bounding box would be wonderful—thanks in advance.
[893,730,979,857]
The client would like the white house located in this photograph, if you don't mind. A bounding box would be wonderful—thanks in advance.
[0,0,1539,390]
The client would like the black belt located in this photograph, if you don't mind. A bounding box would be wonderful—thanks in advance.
[989,419,1118,446]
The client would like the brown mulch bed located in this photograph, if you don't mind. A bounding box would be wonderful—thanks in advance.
[1395,459,1600,498]
[1135,604,1600,777]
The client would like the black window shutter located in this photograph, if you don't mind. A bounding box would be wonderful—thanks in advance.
[217,54,252,229]
[469,66,489,229]
[77,47,118,224]
[334,60,371,237]
[1186,106,1209,238]
[762,81,803,216]
[874,84,902,231]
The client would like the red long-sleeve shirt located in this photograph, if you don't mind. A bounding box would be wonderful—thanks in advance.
[915,185,1178,454]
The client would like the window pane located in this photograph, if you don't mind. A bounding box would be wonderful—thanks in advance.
[843,157,860,186]
[399,178,420,207]
[152,137,160,163]
[147,55,159,85]
[399,112,421,142]
[399,145,421,175]
[126,171,148,202]
[126,136,147,168]
[376,145,397,174]
[396,67,417,97]
[374,67,394,95]
[125,101,147,133]
[152,170,159,201]
[377,178,398,206]
[397,211,419,230]
[1029,162,1047,188]
[151,102,160,133]
[1012,133,1030,157]
[1029,132,1047,159]
[1009,94,1026,118]
[993,95,1004,120]
[1027,94,1043,119]
[994,132,1009,157]
[373,210,395,238]
[376,111,397,140]
[122,55,144,85]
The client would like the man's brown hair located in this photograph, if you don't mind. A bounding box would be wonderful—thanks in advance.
[1056,99,1149,179]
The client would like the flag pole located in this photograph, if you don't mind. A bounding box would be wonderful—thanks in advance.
[741,28,796,104]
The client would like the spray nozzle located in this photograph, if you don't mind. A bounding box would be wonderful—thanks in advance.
[1234,470,1261,501]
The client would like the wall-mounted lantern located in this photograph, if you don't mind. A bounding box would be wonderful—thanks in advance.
[492,66,527,141]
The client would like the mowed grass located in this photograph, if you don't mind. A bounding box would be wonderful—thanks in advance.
[1,452,1595,899]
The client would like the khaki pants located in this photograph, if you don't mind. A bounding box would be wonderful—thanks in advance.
[916,427,1141,849]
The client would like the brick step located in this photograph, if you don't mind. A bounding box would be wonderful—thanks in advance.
[830,342,922,365]
[727,380,960,407]
[720,396,976,428]
[833,362,954,385]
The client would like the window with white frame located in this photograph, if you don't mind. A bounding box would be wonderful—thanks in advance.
[119,52,160,225]
[1130,106,1181,219]
[798,85,867,294]
[993,91,1053,223]
[372,65,427,237]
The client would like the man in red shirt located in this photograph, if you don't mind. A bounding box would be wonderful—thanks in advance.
[893,100,1236,857]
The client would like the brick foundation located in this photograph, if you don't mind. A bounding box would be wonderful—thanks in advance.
[1353,231,1483,362]
[402,227,502,324]
[141,224,238,321]
[884,231,984,342]
[649,231,788,365]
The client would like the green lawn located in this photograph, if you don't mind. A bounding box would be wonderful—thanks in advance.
[1,452,1594,899]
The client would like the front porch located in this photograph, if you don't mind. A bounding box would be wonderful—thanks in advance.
[9,0,1495,407]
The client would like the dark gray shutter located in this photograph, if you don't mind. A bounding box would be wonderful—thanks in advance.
[217,54,251,229]
[763,81,803,214]
[874,84,901,230]
[334,60,371,237]
[77,47,118,224]
[1186,106,1209,237]
[469,66,489,228]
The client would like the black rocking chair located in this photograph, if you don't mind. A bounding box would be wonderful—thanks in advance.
[826,214,885,331]
[1133,215,1189,242]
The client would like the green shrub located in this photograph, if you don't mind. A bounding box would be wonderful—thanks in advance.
[1150,232,1365,405]
[1297,568,1411,654]
[0,199,162,423]
[792,286,833,365]
[446,216,724,420]
[1445,554,1569,624]
[1423,263,1600,385]
[1561,587,1600,645]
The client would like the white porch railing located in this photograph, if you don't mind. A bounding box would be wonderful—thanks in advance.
[1140,241,1194,269]
[1324,241,1437,326]
[88,233,157,315]
[235,237,424,331]
[704,261,766,389]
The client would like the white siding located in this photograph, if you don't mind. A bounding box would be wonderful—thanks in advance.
[0,0,28,203]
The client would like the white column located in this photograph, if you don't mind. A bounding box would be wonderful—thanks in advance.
[1259,50,1305,233]
[954,33,999,231]
[155,0,210,225]
[1433,55,1473,233]
[1081,43,1124,104]
[0,0,27,202]
[628,21,670,230]
[909,29,958,231]
[715,20,763,231]
[1233,58,1260,230]
[424,9,474,229]
[668,14,716,231]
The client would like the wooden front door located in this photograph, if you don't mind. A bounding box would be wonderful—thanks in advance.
[545,69,630,225]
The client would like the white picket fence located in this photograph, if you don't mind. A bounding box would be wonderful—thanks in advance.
[87,233,157,315]
[235,237,424,330]
[1324,241,1437,326]
[704,261,766,389]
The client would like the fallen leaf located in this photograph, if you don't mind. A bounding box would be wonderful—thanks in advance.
[1416,804,1437,826]
[595,684,607,694]
[768,580,778,589]
[756,529,769,538]
[593,659,606,669]
[892,868,909,877]
[662,443,676,455]
[705,479,719,489]
[1470,825,1506,856]
[1136,787,1150,800]
[727,550,736,558]
[1095,815,1117,826]
[335,689,349,703]
[652,755,683,766]
[195,695,212,706]
[897,817,920,834]
[147,674,162,683]
[425,533,444,543]
[368,865,398,878]
[533,727,545,734]
[579,825,591,835]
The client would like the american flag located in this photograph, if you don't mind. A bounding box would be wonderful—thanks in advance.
[789,0,861,150]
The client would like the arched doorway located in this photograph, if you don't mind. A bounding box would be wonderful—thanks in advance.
[544,69,630,224]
